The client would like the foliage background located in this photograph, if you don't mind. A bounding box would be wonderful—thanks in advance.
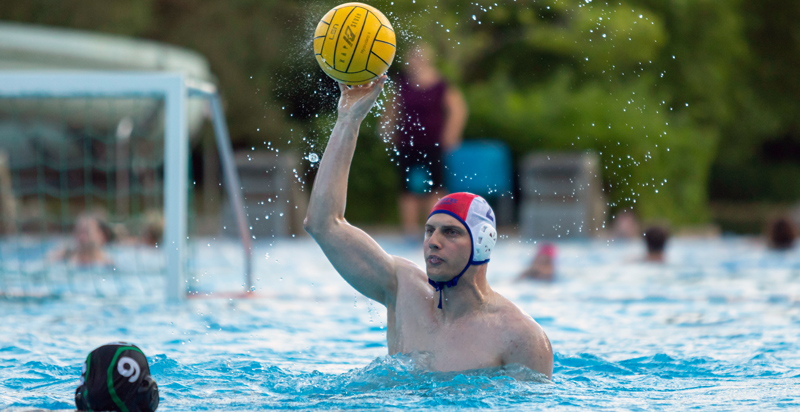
[1,0,798,230]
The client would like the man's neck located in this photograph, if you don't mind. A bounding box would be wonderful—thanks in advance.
[437,265,493,321]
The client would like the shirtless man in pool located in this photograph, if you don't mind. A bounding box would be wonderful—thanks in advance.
[303,75,553,379]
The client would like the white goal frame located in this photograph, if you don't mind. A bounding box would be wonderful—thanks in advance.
[0,71,252,302]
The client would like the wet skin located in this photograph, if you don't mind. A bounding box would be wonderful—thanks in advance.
[303,76,553,378]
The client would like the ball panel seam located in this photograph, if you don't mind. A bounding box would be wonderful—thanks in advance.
[333,7,358,71]
[344,8,371,73]
[370,51,390,67]
[373,40,396,48]
[319,7,343,62]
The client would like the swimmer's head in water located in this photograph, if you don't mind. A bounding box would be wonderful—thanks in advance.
[75,342,159,412]
[75,213,113,251]
[425,193,497,308]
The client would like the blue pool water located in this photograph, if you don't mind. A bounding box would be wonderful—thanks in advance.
[2,236,800,410]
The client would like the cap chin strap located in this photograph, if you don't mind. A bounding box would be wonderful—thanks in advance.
[427,258,490,309]
[428,263,469,309]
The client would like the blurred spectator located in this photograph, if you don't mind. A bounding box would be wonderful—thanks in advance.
[518,243,557,281]
[643,225,669,263]
[384,42,468,238]
[49,211,114,266]
[766,216,797,251]
[791,203,800,229]
[611,209,640,240]
[140,210,164,247]
[111,210,163,247]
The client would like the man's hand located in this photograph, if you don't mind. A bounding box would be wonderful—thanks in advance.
[337,75,388,122]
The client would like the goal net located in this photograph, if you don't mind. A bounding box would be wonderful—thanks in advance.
[0,72,252,301]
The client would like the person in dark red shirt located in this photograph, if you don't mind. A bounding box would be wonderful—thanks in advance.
[384,43,468,238]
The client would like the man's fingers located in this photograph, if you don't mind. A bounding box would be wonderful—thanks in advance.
[371,75,388,89]
[370,75,388,97]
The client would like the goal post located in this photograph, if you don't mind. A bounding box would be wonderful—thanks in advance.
[0,71,252,301]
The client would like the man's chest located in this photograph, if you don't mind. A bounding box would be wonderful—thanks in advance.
[389,301,505,371]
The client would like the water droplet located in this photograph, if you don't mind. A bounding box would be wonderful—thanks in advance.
[308,153,319,163]
[249,286,256,292]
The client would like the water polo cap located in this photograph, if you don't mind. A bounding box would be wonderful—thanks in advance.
[75,342,159,412]
[538,243,557,259]
[427,192,497,308]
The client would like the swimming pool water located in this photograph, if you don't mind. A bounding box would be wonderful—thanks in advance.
[2,236,800,410]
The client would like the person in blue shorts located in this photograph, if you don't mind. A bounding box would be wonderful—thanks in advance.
[383,43,468,238]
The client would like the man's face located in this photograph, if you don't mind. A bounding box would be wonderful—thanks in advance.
[74,217,105,251]
[424,213,472,281]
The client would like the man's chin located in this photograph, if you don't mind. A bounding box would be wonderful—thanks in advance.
[426,268,456,282]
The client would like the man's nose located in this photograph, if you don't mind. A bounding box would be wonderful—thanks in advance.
[427,230,442,249]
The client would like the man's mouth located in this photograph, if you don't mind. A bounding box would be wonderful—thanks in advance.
[427,255,444,265]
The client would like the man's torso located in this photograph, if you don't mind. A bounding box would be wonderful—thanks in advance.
[385,261,532,372]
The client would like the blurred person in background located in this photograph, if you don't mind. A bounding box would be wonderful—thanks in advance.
[384,42,468,239]
[49,211,114,266]
[518,243,557,282]
[766,216,797,251]
[611,209,641,240]
[643,225,669,263]
[791,204,800,230]
[112,210,163,247]
[139,210,164,247]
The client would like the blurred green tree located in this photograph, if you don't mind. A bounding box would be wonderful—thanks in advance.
[377,0,751,225]
[2,0,797,228]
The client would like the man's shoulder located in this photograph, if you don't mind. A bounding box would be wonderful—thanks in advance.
[492,299,550,350]
[491,298,553,376]
[391,256,427,280]
[388,256,431,304]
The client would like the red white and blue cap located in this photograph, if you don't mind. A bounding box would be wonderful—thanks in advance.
[427,192,497,308]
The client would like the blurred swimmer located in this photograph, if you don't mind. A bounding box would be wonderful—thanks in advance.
[304,75,552,378]
[643,225,669,263]
[766,216,797,251]
[139,210,164,247]
[111,210,163,248]
[49,212,114,266]
[518,243,557,281]
[611,209,640,240]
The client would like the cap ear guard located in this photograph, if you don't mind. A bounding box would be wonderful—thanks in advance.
[136,375,160,412]
[75,384,90,411]
[473,223,497,263]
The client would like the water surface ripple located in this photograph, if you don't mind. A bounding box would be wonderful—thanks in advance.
[2,237,800,410]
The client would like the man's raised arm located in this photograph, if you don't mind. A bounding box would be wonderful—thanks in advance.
[303,76,398,306]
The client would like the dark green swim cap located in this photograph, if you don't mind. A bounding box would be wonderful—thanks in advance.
[75,343,159,412]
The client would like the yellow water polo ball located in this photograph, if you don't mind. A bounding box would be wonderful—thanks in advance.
[313,2,396,85]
